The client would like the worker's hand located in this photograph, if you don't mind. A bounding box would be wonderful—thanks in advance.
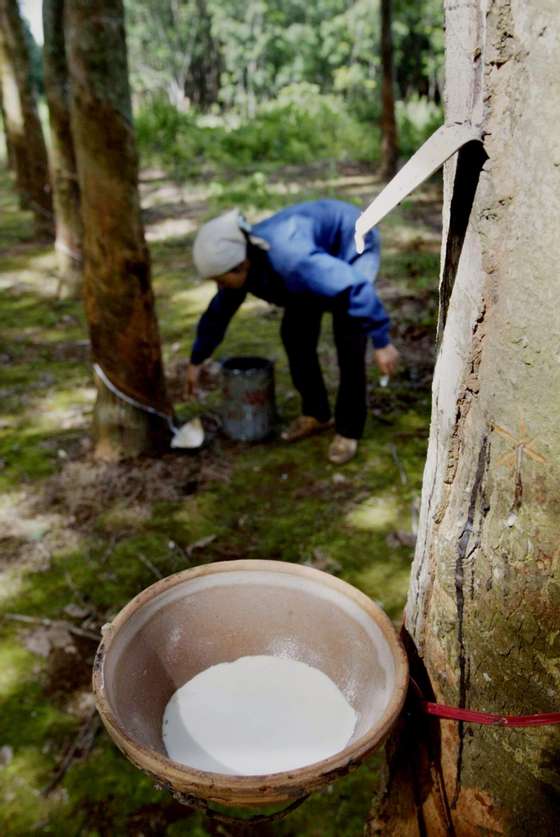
[373,344,400,376]
[185,363,201,399]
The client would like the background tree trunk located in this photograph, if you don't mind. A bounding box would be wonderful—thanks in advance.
[0,81,15,168]
[0,0,53,238]
[369,1,560,834]
[186,0,222,111]
[43,0,82,298]
[380,0,398,179]
[65,0,172,460]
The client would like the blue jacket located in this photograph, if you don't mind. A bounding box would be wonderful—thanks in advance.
[190,199,389,364]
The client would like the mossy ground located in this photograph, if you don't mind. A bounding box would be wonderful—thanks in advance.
[0,159,440,836]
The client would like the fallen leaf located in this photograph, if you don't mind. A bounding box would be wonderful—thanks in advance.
[0,745,13,767]
[63,604,90,619]
[24,625,76,658]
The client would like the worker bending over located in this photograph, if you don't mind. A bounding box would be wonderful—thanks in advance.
[187,199,399,464]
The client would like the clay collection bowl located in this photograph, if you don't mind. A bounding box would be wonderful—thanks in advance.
[93,559,408,807]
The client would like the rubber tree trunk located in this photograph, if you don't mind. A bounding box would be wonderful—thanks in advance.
[65,0,172,460]
[379,0,398,179]
[42,0,82,298]
[368,1,560,834]
[0,0,53,237]
[0,82,15,168]
[186,0,222,110]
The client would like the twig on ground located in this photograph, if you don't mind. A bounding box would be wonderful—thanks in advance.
[100,534,122,564]
[137,552,163,579]
[186,534,217,557]
[64,571,90,611]
[389,442,408,485]
[3,613,100,642]
[41,707,101,796]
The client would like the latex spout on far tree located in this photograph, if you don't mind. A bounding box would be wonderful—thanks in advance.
[93,363,205,450]
[354,123,483,252]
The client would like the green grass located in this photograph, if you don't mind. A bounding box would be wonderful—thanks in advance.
[0,154,440,835]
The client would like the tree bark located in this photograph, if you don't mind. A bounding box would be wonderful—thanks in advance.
[380,0,398,179]
[0,81,15,168]
[42,0,82,298]
[186,0,222,111]
[65,0,172,460]
[0,0,53,237]
[369,1,560,834]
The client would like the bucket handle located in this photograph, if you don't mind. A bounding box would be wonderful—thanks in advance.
[167,787,309,825]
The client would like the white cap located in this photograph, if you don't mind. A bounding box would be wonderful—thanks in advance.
[192,209,247,278]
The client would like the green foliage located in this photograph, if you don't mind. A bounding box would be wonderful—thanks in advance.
[209,171,277,211]
[125,0,221,109]
[127,0,444,179]
[394,0,444,100]
[125,0,444,117]
[21,15,44,96]
[126,0,381,112]
[135,88,377,176]
[396,95,443,158]
[135,89,442,186]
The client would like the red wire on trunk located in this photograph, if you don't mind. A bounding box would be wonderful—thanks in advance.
[409,678,560,727]
[422,701,560,727]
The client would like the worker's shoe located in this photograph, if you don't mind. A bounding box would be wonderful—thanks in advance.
[328,434,358,465]
[281,415,333,442]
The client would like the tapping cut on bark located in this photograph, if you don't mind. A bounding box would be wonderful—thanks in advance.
[65,0,171,459]
[437,140,488,344]
[370,1,560,834]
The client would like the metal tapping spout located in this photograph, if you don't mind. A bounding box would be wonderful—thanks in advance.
[355,122,484,253]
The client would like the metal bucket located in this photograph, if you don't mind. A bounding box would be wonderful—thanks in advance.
[221,356,275,442]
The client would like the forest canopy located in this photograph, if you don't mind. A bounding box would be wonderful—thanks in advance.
[120,0,444,176]
[10,0,444,179]
[124,0,444,113]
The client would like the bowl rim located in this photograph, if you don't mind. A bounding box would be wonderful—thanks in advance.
[93,559,409,800]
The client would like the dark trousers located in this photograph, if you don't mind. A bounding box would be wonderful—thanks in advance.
[280,302,368,440]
